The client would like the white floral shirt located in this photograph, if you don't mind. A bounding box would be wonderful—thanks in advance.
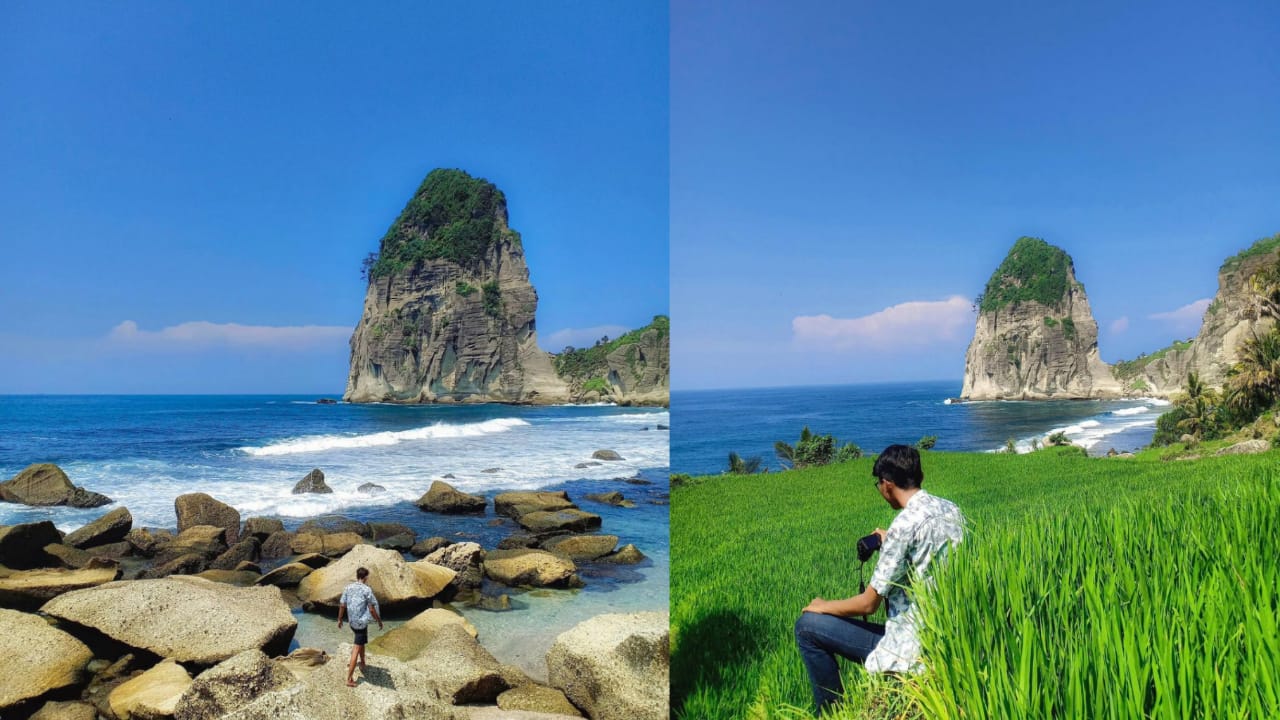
[865,489,965,673]
[340,582,379,630]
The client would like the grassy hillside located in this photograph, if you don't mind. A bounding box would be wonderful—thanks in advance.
[553,315,669,385]
[671,449,1280,719]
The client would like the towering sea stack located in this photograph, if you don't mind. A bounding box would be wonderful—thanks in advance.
[962,238,1123,400]
[1118,235,1280,395]
[345,169,570,404]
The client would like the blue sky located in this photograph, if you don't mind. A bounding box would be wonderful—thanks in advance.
[672,0,1280,390]
[0,2,667,394]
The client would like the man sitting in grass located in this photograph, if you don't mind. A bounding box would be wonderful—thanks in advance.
[794,444,965,714]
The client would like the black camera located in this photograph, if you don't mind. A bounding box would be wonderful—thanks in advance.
[856,532,881,563]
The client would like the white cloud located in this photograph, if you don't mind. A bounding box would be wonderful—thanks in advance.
[540,325,630,352]
[1110,316,1130,334]
[1149,299,1211,334]
[107,320,350,350]
[792,296,973,349]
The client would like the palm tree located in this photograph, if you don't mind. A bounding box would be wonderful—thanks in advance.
[1226,330,1280,420]
[774,426,813,469]
[726,452,763,475]
[1047,431,1070,446]
[1176,371,1216,440]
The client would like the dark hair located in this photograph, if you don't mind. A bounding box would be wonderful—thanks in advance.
[872,444,924,489]
[356,567,369,580]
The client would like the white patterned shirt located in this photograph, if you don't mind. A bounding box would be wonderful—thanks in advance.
[340,582,379,630]
[865,489,964,674]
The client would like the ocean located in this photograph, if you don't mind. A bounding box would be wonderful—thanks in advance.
[0,395,669,679]
[672,381,1169,475]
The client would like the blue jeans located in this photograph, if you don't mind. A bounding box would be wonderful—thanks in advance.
[794,611,885,714]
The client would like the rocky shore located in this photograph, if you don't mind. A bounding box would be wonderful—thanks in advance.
[0,462,669,720]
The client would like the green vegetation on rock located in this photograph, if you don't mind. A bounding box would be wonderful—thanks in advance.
[671,451,1280,719]
[455,281,476,296]
[554,315,669,385]
[367,168,521,279]
[481,281,502,317]
[978,237,1073,313]
[1112,339,1193,381]
[1220,232,1280,274]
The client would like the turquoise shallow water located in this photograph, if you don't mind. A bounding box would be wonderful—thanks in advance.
[0,395,669,676]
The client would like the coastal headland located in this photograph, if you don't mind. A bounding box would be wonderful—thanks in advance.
[962,234,1280,401]
[345,169,669,407]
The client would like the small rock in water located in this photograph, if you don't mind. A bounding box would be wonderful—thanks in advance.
[591,450,624,461]
[487,519,505,527]
[316,398,337,404]
[473,594,512,612]
[357,482,387,495]
[442,473,456,479]
[482,467,502,474]
[623,477,652,485]
[575,462,603,469]
[657,424,669,430]
[291,468,332,495]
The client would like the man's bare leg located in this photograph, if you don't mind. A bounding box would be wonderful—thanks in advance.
[346,644,360,687]
[358,644,367,671]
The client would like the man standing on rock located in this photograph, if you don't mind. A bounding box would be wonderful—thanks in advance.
[794,444,965,714]
[337,566,383,687]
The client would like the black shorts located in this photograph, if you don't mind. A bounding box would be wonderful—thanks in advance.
[352,625,368,646]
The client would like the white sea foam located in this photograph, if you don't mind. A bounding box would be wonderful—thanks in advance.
[1112,406,1149,417]
[239,418,531,456]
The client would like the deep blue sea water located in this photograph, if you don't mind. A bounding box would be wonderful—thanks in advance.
[0,395,669,678]
[672,381,1167,475]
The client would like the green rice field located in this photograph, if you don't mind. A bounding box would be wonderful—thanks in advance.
[670,448,1280,719]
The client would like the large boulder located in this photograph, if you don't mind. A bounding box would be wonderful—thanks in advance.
[603,544,646,565]
[210,539,261,571]
[484,549,579,588]
[291,469,332,495]
[30,701,98,720]
[424,542,485,594]
[584,492,634,508]
[207,643,464,720]
[405,624,509,704]
[159,526,228,561]
[173,649,295,720]
[139,553,209,580]
[0,608,93,709]
[296,544,456,611]
[1216,439,1271,455]
[516,509,602,534]
[542,535,619,561]
[0,521,62,569]
[175,494,241,546]
[242,518,284,541]
[494,491,574,519]
[290,532,364,557]
[194,570,261,587]
[42,543,97,570]
[297,516,369,537]
[0,566,120,611]
[416,481,486,514]
[497,685,584,717]
[107,659,192,720]
[409,537,451,558]
[41,577,297,664]
[64,507,133,549]
[546,612,669,720]
[256,563,314,588]
[367,608,477,661]
[259,531,295,559]
[126,528,173,558]
[0,463,111,508]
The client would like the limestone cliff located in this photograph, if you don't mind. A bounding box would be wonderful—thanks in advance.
[961,238,1123,400]
[1116,235,1280,396]
[553,317,670,406]
[345,169,570,404]
[344,169,669,406]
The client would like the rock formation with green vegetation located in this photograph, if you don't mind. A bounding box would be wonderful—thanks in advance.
[552,316,670,406]
[962,238,1122,400]
[345,169,667,406]
[1119,233,1280,396]
[346,169,565,404]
